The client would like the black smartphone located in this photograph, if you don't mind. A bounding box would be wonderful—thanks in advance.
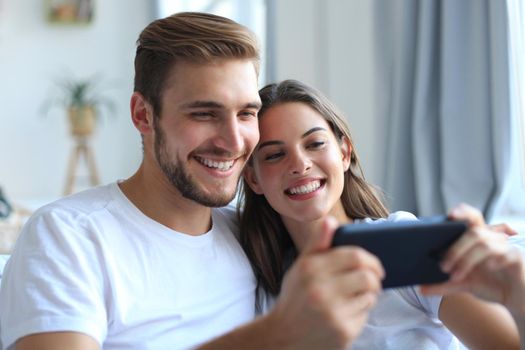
[332,217,468,288]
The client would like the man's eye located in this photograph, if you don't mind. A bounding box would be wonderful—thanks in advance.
[239,111,257,119]
[191,112,213,119]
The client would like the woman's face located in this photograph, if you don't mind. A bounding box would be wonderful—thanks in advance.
[246,102,351,224]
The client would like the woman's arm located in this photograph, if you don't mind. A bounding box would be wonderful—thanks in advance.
[422,204,525,349]
[440,293,519,349]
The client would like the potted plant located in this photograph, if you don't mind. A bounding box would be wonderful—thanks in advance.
[42,75,116,137]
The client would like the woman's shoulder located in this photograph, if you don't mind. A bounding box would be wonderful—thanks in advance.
[357,211,417,224]
[386,211,418,222]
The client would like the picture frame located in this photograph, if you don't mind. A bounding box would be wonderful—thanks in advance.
[46,0,93,24]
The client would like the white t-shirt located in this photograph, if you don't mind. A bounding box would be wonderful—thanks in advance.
[0,183,256,349]
[261,211,460,350]
[351,212,460,349]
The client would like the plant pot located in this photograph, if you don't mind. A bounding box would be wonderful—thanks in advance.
[68,105,96,137]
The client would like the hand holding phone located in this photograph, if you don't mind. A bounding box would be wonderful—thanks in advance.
[332,217,467,288]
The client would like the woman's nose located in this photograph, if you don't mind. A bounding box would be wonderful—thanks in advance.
[289,150,312,175]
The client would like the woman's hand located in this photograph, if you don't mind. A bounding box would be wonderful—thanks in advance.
[421,204,525,315]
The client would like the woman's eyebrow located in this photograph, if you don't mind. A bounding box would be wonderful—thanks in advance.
[302,127,326,138]
[257,140,283,151]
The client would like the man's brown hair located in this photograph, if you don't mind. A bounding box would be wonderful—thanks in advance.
[134,12,260,117]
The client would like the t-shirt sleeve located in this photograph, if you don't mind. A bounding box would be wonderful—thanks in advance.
[0,207,108,348]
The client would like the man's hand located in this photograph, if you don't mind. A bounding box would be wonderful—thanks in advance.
[267,217,384,350]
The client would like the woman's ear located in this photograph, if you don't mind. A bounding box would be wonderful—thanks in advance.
[130,92,154,134]
[340,136,353,171]
[243,165,264,195]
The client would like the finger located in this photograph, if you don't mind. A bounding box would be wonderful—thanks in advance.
[303,246,385,281]
[442,226,508,273]
[341,291,379,314]
[301,216,338,255]
[441,227,486,272]
[489,223,518,237]
[448,203,485,228]
[330,267,383,298]
[448,243,498,281]
[339,303,372,343]
[419,281,467,296]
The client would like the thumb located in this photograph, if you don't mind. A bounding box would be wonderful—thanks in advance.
[448,203,485,228]
[301,216,338,255]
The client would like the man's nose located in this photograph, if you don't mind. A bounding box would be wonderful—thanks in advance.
[216,115,244,154]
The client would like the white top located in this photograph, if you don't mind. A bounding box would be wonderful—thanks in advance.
[351,212,460,349]
[261,211,460,350]
[0,183,256,349]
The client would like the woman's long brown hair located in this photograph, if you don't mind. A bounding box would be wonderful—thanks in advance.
[238,80,389,311]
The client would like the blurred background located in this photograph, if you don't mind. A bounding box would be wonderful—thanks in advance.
[0,0,524,232]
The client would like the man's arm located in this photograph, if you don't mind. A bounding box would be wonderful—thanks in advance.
[198,217,384,350]
[14,218,383,350]
[16,332,99,350]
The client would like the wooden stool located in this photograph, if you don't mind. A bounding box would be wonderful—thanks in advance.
[64,136,100,195]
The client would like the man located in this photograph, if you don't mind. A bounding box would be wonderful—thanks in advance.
[0,12,383,349]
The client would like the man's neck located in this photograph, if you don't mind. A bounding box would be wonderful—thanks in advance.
[119,164,212,236]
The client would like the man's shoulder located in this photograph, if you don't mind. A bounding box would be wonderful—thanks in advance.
[36,183,117,218]
[23,183,120,237]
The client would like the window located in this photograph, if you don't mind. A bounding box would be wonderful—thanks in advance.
[155,0,268,85]
[498,0,525,227]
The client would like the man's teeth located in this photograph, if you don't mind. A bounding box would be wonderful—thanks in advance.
[198,157,234,171]
[288,180,321,195]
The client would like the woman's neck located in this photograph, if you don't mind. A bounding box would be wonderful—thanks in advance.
[283,204,353,253]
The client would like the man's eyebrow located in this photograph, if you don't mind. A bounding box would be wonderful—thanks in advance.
[257,127,327,151]
[180,100,224,109]
[245,101,263,110]
[180,100,262,110]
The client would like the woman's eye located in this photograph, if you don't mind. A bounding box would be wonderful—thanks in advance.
[264,152,284,161]
[308,141,325,149]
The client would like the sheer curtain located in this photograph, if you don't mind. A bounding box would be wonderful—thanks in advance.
[502,0,525,224]
[374,0,519,221]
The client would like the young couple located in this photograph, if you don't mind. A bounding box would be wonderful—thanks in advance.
[1,11,524,350]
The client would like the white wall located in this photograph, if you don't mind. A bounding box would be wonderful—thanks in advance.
[0,0,378,205]
[0,0,151,203]
[271,0,380,184]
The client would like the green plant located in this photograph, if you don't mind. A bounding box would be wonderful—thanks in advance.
[41,74,116,122]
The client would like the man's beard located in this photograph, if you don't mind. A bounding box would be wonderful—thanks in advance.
[153,120,238,207]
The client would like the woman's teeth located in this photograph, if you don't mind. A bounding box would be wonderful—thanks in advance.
[287,180,321,195]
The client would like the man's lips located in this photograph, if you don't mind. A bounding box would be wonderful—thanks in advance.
[194,156,235,171]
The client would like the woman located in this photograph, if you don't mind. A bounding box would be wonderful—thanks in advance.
[239,79,525,349]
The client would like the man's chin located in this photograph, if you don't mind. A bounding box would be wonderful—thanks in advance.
[185,185,237,207]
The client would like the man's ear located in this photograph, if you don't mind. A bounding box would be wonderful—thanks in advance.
[130,92,154,134]
[243,165,264,195]
[340,136,353,171]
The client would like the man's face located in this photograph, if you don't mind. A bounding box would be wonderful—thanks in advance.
[152,59,261,207]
